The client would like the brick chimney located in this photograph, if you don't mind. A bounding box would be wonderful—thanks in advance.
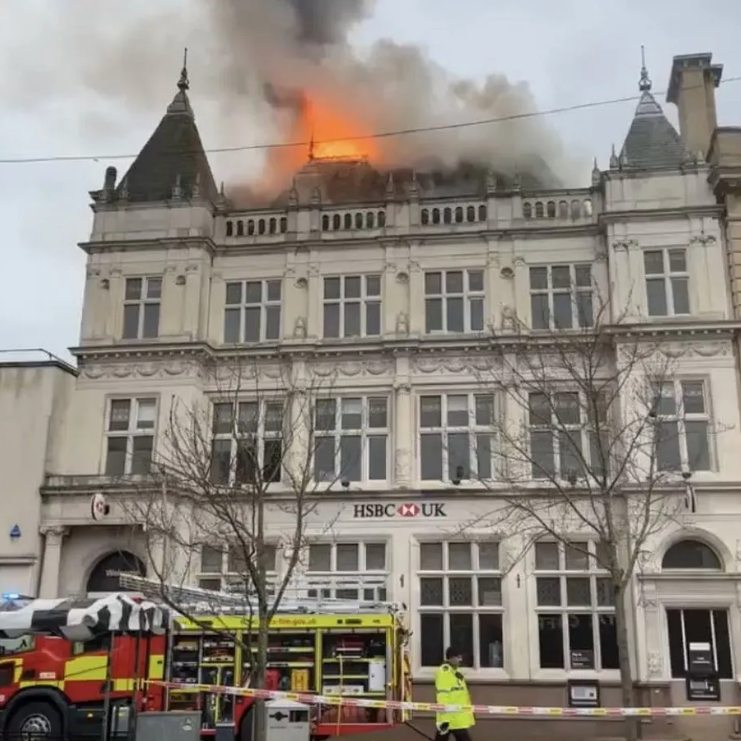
[667,53,723,159]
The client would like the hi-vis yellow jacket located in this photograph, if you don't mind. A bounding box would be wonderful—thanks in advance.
[434,663,475,731]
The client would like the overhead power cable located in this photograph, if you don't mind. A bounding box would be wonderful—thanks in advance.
[1,75,739,166]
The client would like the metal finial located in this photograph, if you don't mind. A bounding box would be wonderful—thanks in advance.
[178,47,190,92]
[639,45,651,92]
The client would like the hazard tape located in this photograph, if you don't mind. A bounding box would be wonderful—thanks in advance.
[148,681,741,717]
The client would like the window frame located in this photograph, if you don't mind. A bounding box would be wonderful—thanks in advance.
[122,276,162,340]
[312,396,390,485]
[223,279,282,344]
[417,392,497,484]
[198,543,279,595]
[416,539,505,675]
[322,274,382,339]
[643,247,691,317]
[531,540,618,676]
[210,398,286,487]
[424,269,486,334]
[103,396,158,476]
[651,378,713,473]
[529,263,593,331]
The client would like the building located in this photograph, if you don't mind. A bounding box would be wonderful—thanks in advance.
[17,51,741,736]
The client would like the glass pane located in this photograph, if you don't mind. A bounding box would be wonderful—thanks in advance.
[529,267,547,290]
[672,277,690,314]
[266,280,281,301]
[468,270,484,292]
[448,543,472,570]
[263,439,282,483]
[469,298,484,331]
[340,436,362,481]
[478,577,502,606]
[447,395,468,426]
[344,302,361,336]
[646,278,668,316]
[420,577,443,606]
[122,304,140,339]
[448,614,474,667]
[264,402,283,432]
[529,393,550,425]
[669,249,686,272]
[686,421,710,470]
[552,266,570,289]
[308,544,331,571]
[555,393,580,425]
[336,544,359,571]
[575,265,591,287]
[244,282,262,303]
[341,398,362,429]
[243,307,260,341]
[265,306,281,339]
[656,421,681,471]
[109,400,131,431]
[420,435,443,479]
[146,278,162,300]
[212,403,233,434]
[201,546,223,573]
[478,543,499,570]
[365,301,381,335]
[365,543,386,570]
[553,293,572,329]
[136,400,156,429]
[644,251,664,275]
[228,545,247,574]
[225,282,242,305]
[142,304,160,338]
[476,434,492,479]
[596,578,614,606]
[420,543,443,570]
[345,276,361,299]
[446,297,464,332]
[105,437,127,476]
[539,614,564,668]
[210,439,232,484]
[535,542,559,570]
[324,277,341,300]
[568,613,595,668]
[564,543,589,570]
[536,577,561,606]
[577,291,593,327]
[368,436,387,480]
[446,271,463,293]
[531,294,549,329]
[448,432,470,481]
[365,275,381,296]
[237,402,259,433]
[654,382,676,415]
[224,308,241,342]
[448,577,473,606]
[475,395,494,426]
[313,437,335,482]
[479,614,504,668]
[368,398,388,428]
[420,614,444,667]
[425,298,442,332]
[315,399,336,430]
[323,303,340,338]
[682,382,705,414]
[531,431,555,478]
[566,577,591,606]
[559,431,583,479]
[424,272,442,295]
[125,278,142,301]
[599,614,619,669]
[420,396,442,428]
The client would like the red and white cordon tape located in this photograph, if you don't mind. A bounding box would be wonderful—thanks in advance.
[149,681,741,717]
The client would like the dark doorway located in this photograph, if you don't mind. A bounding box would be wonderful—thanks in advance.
[86,551,146,593]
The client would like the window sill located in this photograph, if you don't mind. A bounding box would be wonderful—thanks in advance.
[531,669,621,682]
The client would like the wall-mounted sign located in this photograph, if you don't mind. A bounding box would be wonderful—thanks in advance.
[352,503,447,519]
[567,679,600,708]
[570,649,595,670]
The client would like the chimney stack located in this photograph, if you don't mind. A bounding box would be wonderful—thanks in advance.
[667,53,723,160]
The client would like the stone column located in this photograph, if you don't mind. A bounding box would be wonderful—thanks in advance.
[394,380,412,489]
[38,526,68,598]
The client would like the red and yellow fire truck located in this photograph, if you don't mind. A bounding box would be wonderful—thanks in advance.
[0,585,411,741]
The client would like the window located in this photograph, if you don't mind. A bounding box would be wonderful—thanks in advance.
[224,280,282,343]
[306,542,388,601]
[0,635,35,656]
[644,249,690,317]
[425,270,485,333]
[418,541,503,669]
[313,397,388,483]
[122,277,161,339]
[419,394,496,482]
[198,543,277,595]
[105,398,156,476]
[323,276,381,338]
[534,541,618,671]
[667,609,732,679]
[211,400,284,485]
[662,540,722,570]
[652,380,711,472]
[528,391,608,480]
[530,265,593,330]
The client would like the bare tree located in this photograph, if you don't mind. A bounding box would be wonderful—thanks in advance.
[122,356,346,741]
[462,295,718,740]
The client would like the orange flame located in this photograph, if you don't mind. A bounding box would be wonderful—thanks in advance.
[304,96,377,161]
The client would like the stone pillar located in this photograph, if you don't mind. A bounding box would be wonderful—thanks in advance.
[39,526,68,598]
[393,379,412,488]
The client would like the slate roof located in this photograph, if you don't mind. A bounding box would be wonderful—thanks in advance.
[619,64,689,170]
[114,68,218,204]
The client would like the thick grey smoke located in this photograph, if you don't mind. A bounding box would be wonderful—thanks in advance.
[1,0,577,188]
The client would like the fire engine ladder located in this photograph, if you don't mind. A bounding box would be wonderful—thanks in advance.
[117,572,404,615]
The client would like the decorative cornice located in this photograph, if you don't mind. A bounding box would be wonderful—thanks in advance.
[598,204,723,226]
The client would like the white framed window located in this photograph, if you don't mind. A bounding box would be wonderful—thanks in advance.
[211,400,284,485]
[313,397,389,483]
[528,391,608,481]
[105,398,156,476]
[666,608,733,679]
[419,394,496,482]
[529,264,593,330]
[652,380,711,472]
[425,270,485,333]
[305,542,388,601]
[198,543,278,595]
[417,541,503,669]
[224,279,282,343]
[534,541,618,671]
[123,277,161,340]
[644,249,690,317]
[323,275,381,338]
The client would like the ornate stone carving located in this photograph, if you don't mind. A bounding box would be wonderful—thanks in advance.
[81,360,197,380]
[500,305,519,331]
[396,312,409,335]
[647,651,662,677]
[40,525,69,539]
[412,356,492,375]
[612,239,639,251]
[293,317,307,339]
[394,449,410,485]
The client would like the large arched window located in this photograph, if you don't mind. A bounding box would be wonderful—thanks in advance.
[86,551,146,593]
[661,539,722,570]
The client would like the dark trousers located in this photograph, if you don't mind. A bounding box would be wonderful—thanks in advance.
[434,728,472,741]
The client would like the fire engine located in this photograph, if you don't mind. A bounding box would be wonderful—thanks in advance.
[0,576,412,741]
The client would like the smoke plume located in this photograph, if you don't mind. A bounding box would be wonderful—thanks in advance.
[1,0,576,192]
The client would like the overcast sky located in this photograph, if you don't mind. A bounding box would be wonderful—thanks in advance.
[1,0,740,363]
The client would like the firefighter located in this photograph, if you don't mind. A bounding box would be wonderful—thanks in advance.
[434,646,475,740]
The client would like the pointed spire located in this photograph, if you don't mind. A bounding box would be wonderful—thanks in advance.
[486,167,497,194]
[591,158,601,185]
[639,46,652,92]
[167,49,194,117]
[409,170,419,199]
[178,47,190,92]
[386,172,395,200]
[192,171,201,199]
[172,173,183,200]
[288,179,299,207]
[609,144,619,169]
[119,176,129,201]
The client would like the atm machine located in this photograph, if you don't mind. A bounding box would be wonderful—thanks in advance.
[685,641,720,701]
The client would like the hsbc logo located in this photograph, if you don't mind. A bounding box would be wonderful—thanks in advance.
[352,502,447,519]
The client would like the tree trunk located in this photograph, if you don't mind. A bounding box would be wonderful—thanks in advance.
[252,613,269,741]
[613,584,638,741]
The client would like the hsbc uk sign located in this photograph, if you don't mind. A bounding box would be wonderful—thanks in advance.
[352,502,447,519]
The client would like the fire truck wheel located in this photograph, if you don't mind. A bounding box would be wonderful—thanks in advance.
[7,701,63,741]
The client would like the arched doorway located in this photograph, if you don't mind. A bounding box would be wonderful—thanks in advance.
[86,551,146,593]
